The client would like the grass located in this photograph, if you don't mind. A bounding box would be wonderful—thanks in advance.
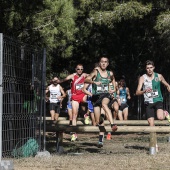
[13,133,170,170]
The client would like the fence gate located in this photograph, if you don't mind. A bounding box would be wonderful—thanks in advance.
[0,34,45,158]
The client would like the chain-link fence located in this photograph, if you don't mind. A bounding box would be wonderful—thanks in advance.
[0,34,45,158]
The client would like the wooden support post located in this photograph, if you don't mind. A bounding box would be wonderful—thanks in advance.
[167,135,170,142]
[56,131,64,154]
[149,132,157,155]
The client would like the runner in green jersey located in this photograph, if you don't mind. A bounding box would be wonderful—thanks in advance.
[136,60,170,126]
[83,57,117,148]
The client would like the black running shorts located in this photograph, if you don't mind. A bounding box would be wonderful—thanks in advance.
[50,102,60,113]
[91,93,111,107]
[145,101,163,119]
[119,103,129,111]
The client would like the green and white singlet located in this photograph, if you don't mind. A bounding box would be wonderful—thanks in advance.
[92,70,111,95]
[143,72,163,103]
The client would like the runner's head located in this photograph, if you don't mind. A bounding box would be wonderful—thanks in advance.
[52,77,59,86]
[145,60,155,76]
[99,56,109,70]
[119,79,126,87]
[75,64,84,75]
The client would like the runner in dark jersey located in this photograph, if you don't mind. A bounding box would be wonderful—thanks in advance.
[117,79,131,120]
[83,57,117,147]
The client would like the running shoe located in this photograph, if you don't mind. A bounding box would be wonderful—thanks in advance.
[97,141,103,148]
[111,124,118,132]
[84,113,90,125]
[164,110,170,123]
[106,133,111,140]
[71,133,77,142]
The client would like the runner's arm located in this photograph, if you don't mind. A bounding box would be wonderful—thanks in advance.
[126,87,131,99]
[59,86,66,99]
[110,71,116,93]
[45,86,49,94]
[82,83,92,97]
[117,89,120,95]
[57,74,74,83]
[84,70,97,84]
[159,74,170,92]
[136,76,146,95]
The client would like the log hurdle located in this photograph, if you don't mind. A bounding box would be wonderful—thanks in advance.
[44,116,169,125]
[44,117,170,155]
[46,119,169,126]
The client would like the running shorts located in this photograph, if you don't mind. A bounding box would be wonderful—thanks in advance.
[67,101,72,109]
[119,103,129,111]
[71,93,85,103]
[91,93,112,107]
[145,101,163,119]
[50,102,60,113]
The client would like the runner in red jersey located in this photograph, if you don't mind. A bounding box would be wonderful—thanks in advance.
[71,73,86,102]
[57,64,88,127]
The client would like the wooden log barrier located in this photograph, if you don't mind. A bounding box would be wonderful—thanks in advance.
[42,117,170,126]
[44,118,170,154]
[46,124,170,133]
[45,119,170,126]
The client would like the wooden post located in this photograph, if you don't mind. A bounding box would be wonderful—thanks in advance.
[149,132,157,155]
[168,136,170,142]
[56,131,64,154]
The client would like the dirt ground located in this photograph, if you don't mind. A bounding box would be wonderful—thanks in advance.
[13,132,170,170]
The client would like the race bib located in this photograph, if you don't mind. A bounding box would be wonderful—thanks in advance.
[76,83,84,90]
[147,90,159,98]
[51,94,57,99]
[96,84,109,93]
[122,98,126,102]
[120,97,126,103]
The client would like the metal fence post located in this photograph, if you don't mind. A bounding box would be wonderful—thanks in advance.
[42,48,46,151]
[0,33,3,162]
[35,48,50,157]
[0,34,14,169]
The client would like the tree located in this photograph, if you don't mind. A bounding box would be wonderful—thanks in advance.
[0,0,77,79]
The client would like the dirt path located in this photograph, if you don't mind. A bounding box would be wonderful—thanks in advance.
[14,133,170,170]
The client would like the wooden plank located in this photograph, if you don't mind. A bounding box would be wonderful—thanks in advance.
[45,119,170,126]
[45,125,170,133]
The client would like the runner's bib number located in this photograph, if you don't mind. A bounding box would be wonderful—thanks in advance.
[146,90,159,98]
[96,84,109,93]
[121,98,126,102]
[51,94,57,99]
[76,83,84,90]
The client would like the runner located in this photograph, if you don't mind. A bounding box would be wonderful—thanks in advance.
[85,84,96,126]
[117,79,131,120]
[83,56,117,147]
[57,64,88,141]
[136,60,170,126]
[46,77,66,120]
